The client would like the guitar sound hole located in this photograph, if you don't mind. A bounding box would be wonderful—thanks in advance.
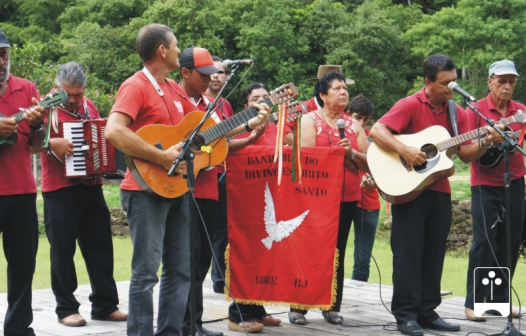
[414,144,438,172]
[189,134,206,152]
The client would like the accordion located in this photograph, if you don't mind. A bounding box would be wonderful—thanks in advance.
[61,119,123,178]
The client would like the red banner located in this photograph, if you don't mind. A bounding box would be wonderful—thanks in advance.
[226,146,343,309]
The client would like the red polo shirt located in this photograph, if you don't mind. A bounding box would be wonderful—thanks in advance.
[110,71,186,191]
[377,87,469,194]
[0,75,39,196]
[180,93,228,201]
[41,98,103,192]
[467,94,526,186]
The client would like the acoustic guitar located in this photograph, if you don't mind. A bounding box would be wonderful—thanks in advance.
[0,90,68,151]
[126,83,298,198]
[367,110,526,204]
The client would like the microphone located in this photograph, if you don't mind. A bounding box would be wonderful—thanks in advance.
[337,119,346,139]
[448,82,476,102]
[222,59,253,71]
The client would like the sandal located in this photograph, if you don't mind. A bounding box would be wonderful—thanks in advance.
[227,319,263,333]
[322,311,343,325]
[288,311,307,325]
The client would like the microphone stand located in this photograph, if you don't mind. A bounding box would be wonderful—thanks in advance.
[466,99,526,336]
[167,64,241,336]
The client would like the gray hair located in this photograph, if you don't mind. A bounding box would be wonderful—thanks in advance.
[55,62,87,88]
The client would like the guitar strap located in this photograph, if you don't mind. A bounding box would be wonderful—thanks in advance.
[142,67,164,96]
[448,99,459,136]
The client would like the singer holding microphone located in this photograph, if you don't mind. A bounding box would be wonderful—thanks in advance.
[288,71,369,326]
[462,60,525,321]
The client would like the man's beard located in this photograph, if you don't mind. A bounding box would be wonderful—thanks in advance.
[0,63,9,84]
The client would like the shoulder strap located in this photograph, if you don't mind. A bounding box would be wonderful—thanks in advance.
[448,99,459,136]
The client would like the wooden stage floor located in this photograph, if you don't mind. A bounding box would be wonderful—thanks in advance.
[0,276,523,335]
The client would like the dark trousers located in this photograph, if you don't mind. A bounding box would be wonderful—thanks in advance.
[211,174,228,292]
[183,198,217,333]
[228,303,267,323]
[0,194,38,336]
[43,184,119,319]
[390,190,451,324]
[291,201,357,315]
[465,179,525,309]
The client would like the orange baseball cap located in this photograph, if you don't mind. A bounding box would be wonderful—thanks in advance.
[179,47,219,75]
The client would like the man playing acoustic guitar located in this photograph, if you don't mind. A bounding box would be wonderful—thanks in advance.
[370,54,502,336]
[0,28,47,336]
[105,24,270,336]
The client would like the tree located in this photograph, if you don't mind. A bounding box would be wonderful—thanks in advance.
[404,0,526,102]
[325,0,422,115]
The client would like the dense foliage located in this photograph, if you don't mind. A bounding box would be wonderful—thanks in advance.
[1,0,525,116]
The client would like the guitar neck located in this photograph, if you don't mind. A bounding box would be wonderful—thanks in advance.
[200,96,275,144]
[12,110,27,123]
[436,115,520,151]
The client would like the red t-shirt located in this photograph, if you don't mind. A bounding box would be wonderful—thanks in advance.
[378,87,469,194]
[0,75,39,196]
[41,98,103,192]
[214,98,233,174]
[180,93,231,201]
[467,94,526,186]
[358,129,380,210]
[311,112,361,202]
[110,71,186,191]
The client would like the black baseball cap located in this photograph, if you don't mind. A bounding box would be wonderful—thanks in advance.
[0,28,10,49]
[179,47,219,75]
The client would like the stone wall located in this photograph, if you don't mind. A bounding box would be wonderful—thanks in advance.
[382,199,473,252]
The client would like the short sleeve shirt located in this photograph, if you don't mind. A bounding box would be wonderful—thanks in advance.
[467,94,526,186]
[0,75,39,196]
[378,87,470,194]
[110,71,186,191]
[41,97,103,192]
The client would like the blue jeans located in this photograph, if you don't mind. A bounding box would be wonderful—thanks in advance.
[352,207,379,282]
[121,190,191,336]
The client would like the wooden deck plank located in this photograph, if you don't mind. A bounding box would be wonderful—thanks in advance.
[0,276,524,335]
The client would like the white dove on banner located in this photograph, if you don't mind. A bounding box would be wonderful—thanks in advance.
[261,182,309,250]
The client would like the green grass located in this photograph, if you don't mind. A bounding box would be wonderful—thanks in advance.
[0,237,133,293]
[344,232,526,307]
[4,179,526,311]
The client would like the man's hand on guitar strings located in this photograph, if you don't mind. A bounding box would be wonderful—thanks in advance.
[0,116,17,137]
[483,125,505,147]
[402,146,427,166]
[23,97,47,128]
[163,142,187,172]
[247,103,271,129]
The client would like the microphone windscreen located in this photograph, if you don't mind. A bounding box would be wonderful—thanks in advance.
[337,119,345,129]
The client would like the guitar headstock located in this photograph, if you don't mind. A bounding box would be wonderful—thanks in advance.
[41,90,69,109]
[286,101,308,122]
[515,109,526,124]
[269,83,299,106]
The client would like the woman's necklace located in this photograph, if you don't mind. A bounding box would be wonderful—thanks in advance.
[321,108,338,131]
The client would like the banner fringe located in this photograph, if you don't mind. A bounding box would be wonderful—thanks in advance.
[224,244,339,310]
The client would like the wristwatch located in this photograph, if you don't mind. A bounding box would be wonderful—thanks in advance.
[29,122,44,132]
[245,121,253,132]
